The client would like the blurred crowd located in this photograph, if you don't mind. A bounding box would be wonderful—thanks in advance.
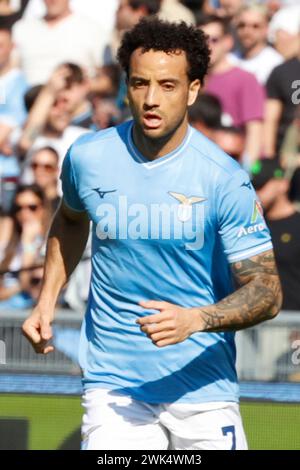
[0,0,299,315]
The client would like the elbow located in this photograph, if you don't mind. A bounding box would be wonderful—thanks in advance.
[269,279,283,319]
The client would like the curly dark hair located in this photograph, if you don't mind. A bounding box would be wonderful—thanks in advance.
[117,17,210,85]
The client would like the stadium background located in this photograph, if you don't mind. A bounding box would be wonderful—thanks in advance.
[0,309,299,449]
[0,0,300,451]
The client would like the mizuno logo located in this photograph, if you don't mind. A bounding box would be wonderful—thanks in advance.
[241,181,252,190]
[93,187,117,199]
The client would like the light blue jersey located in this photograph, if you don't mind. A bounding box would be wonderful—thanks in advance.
[0,69,28,128]
[60,120,272,404]
[0,69,28,182]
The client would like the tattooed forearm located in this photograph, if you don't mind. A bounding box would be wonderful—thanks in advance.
[197,249,282,332]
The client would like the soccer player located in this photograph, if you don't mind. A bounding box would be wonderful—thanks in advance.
[22,17,282,450]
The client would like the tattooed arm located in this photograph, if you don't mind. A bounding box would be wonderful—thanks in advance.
[137,249,283,347]
[197,248,282,332]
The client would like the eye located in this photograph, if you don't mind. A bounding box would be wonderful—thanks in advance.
[162,83,175,91]
[131,79,146,89]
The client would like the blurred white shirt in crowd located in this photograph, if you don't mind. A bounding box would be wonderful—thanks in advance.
[23,0,118,38]
[238,46,283,85]
[13,12,106,85]
[21,125,90,187]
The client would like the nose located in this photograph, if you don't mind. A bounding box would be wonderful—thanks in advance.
[144,85,159,109]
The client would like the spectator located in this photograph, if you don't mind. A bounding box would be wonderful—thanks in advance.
[199,14,265,163]
[252,160,300,311]
[0,27,28,133]
[188,92,222,139]
[0,26,28,212]
[90,93,121,131]
[55,63,92,129]
[181,0,213,16]
[268,5,300,60]
[280,104,300,170]
[25,264,44,304]
[235,4,283,85]
[13,0,106,85]
[89,64,122,99]
[23,0,119,40]
[19,78,89,180]
[217,0,243,19]
[0,184,50,307]
[213,126,245,164]
[264,37,300,158]
[263,1,300,19]
[30,146,61,212]
[0,0,30,29]
[104,0,161,65]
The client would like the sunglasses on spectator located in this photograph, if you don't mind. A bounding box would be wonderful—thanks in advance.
[15,204,41,213]
[237,22,263,30]
[31,162,56,172]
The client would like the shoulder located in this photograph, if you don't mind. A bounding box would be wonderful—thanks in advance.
[189,128,242,180]
[12,17,41,35]
[68,12,99,30]
[270,58,299,80]
[68,122,130,163]
[7,69,28,87]
[263,46,283,63]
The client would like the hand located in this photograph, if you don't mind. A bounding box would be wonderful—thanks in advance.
[0,139,13,155]
[46,65,71,95]
[22,306,54,354]
[137,300,200,347]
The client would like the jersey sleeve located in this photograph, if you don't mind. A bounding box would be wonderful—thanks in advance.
[217,168,273,263]
[60,147,85,212]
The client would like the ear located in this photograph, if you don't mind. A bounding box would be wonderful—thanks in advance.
[188,79,201,106]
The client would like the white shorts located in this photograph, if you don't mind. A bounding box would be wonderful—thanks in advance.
[81,388,248,450]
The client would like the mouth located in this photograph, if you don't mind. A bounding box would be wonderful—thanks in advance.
[142,113,162,129]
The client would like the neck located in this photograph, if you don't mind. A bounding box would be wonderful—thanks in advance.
[210,56,233,74]
[266,197,296,221]
[45,185,58,200]
[132,117,189,161]
[0,60,12,77]
[72,100,90,119]
[45,9,72,25]
[243,42,265,59]
[43,125,63,138]
[0,3,13,15]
